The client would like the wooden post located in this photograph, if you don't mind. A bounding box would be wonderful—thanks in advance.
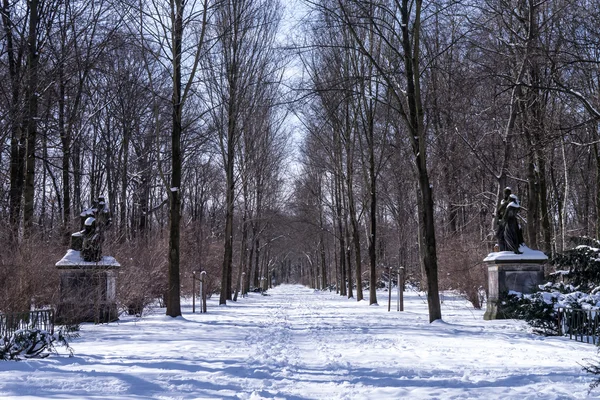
[397,270,400,311]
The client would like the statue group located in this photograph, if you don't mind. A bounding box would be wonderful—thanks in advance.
[71,196,112,262]
[495,187,524,254]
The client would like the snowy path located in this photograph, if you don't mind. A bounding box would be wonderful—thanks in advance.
[0,284,597,399]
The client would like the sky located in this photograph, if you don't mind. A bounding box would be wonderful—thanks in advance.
[0,284,597,399]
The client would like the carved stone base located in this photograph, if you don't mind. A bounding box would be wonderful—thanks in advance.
[55,250,120,324]
[483,246,547,320]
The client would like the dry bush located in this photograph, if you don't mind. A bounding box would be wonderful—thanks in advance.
[180,225,223,299]
[111,236,168,316]
[437,237,488,309]
[0,230,63,313]
[107,223,225,316]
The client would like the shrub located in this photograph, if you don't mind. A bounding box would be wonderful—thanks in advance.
[582,358,600,393]
[551,244,600,291]
[0,327,75,361]
[112,238,168,317]
[437,238,487,309]
[0,233,63,314]
[498,291,559,336]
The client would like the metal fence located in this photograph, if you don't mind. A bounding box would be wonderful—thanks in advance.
[0,310,55,338]
[557,308,600,344]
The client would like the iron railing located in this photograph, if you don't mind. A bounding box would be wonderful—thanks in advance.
[557,307,600,344]
[0,310,54,338]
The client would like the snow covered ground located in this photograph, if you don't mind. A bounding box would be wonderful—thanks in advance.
[0,284,597,399]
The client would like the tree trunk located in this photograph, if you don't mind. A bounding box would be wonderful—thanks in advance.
[39,124,48,231]
[526,153,539,248]
[220,119,235,304]
[561,137,569,252]
[538,155,551,254]
[346,131,363,301]
[166,0,184,317]
[416,162,441,321]
[8,124,25,240]
[367,102,378,305]
[22,0,40,237]
[344,212,354,299]
[401,0,441,321]
[120,125,130,242]
[368,173,377,305]
[235,181,250,301]
[319,232,327,290]
[318,178,327,290]
[595,142,600,240]
[335,174,347,296]
[2,0,24,240]
[58,73,72,245]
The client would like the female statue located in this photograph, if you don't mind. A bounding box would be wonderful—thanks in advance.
[503,194,524,254]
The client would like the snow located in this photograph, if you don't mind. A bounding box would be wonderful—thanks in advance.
[0,284,596,399]
[576,245,600,251]
[55,249,121,268]
[483,245,548,262]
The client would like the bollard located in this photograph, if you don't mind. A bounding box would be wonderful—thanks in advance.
[397,270,400,311]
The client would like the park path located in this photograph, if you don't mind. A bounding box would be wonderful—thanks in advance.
[0,284,593,399]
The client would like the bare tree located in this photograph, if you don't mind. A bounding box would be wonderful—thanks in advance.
[134,0,212,317]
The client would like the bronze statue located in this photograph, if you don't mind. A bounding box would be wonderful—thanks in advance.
[503,194,524,254]
[495,187,512,251]
[73,196,112,262]
[81,217,101,262]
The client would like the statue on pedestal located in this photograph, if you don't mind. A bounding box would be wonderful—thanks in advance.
[56,195,119,324]
[485,188,547,320]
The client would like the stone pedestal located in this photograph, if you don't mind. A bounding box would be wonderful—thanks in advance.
[55,249,120,324]
[483,246,547,320]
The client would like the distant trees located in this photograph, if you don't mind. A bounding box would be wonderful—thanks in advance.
[202,0,285,304]
[298,0,440,320]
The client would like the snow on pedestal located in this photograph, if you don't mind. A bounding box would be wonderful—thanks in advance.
[56,249,120,269]
[483,245,548,263]
[483,245,548,320]
[55,250,120,324]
